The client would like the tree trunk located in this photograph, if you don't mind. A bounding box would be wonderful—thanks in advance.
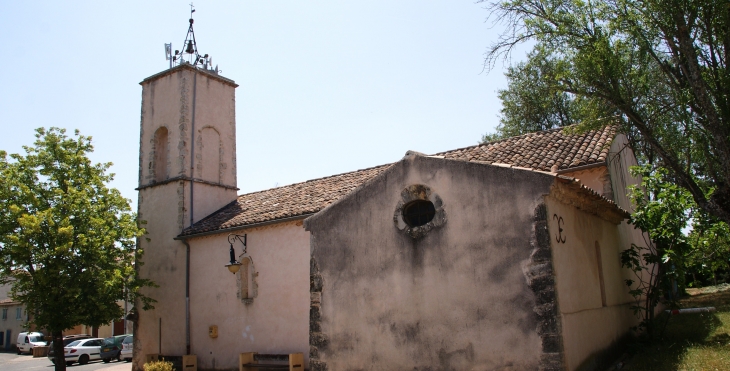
[52,331,66,371]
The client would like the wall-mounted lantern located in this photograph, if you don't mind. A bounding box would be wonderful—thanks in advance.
[225,234,246,274]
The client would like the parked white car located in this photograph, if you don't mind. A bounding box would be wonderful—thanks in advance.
[16,332,45,355]
[120,335,133,362]
[61,338,105,366]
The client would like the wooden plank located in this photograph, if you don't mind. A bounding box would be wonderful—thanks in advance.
[240,353,257,371]
[240,352,304,371]
[183,354,197,371]
[289,353,304,369]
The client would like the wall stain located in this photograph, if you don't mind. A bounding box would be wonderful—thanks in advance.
[437,342,475,370]
[389,321,421,345]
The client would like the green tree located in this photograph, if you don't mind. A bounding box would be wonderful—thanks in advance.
[0,128,154,371]
[483,0,730,224]
[483,50,617,142]
[621,166,693,337]
[687,212,730,286]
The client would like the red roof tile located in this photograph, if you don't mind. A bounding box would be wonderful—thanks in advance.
[179,125,616,236]
[179,164,391,236]
[437,125,615,171]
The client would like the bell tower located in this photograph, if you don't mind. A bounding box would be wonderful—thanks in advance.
[135,7,238,367]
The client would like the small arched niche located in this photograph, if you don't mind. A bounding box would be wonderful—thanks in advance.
[198,127,221,183]
[237,255,257,304]
[153,127,169,182]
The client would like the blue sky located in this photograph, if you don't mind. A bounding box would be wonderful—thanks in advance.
[0,1,529,211]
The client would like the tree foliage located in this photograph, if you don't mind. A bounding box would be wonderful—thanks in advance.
[483,0,730,225]
[0,128,154,371]
[621,164,730,336]
[687,205,730,285]
[621,166,693,336]
[483,50,618,142]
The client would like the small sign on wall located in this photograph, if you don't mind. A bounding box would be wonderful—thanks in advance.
[209,325,218,338]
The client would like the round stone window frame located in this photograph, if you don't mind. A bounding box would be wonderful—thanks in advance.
[393,184,446,239]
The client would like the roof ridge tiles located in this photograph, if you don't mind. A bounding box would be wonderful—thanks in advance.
[232,163,394,200]
[433,124,609,156]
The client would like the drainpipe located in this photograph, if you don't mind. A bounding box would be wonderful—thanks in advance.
[190,69,198,228]
[182,239,191,355]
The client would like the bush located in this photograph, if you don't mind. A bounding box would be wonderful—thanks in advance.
[144,360,174,371]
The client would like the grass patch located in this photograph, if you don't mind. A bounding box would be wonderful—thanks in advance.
[621,287,730,371]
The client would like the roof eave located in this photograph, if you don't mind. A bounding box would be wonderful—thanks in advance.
[176,213,315,240]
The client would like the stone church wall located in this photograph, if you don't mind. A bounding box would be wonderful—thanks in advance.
[306,155,559,370]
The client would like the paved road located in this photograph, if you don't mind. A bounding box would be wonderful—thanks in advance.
[0,352,132,371]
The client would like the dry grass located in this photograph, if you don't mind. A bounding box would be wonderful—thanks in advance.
[620,287,730,371]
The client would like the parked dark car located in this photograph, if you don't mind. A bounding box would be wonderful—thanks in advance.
[47,335,92,363]
[100,334,130,363]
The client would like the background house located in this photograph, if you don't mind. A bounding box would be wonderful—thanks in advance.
[0,283,131,351]
[0,284,27,351]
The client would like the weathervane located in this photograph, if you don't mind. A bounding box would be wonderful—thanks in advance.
[164,3,219,73]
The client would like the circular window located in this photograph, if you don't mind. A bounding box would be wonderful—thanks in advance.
[393,184,445,239]
[402,200,436,227]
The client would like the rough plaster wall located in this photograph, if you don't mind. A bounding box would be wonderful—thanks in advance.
[562,167,613,201]
[607,134,654,310]
[0,283,11,299]
[191,73,237,188]
[546,196,638,371]
[138,87,146,186]
[228,92,236,186]
[307,156,559,371]
[176,72,190,177]
[197,127,221,183]
[137,72,193,371]
[139,68,237,189]
[139,70,191,186]
[191,183,238,226]
[188,222,310,370]
[136,183,188,370]
[606,134,639,213]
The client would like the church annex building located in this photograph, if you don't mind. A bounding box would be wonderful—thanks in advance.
[133,62,646,371]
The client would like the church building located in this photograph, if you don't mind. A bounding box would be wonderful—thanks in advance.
[133,46,645,371]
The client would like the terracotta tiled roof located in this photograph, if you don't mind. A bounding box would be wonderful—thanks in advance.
[0,298,19,305]
[179,164,392,236]
[437,125,615,172]
[180,125,616,237]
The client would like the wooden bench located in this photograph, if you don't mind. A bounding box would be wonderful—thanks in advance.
[239,352,303,371]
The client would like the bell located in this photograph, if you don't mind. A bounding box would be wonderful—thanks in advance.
[186,40,194,54]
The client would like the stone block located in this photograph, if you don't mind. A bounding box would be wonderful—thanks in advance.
[310,360,328,371]
[310,274,323,292]
[542,334,562,353]
[310,332,329,349]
